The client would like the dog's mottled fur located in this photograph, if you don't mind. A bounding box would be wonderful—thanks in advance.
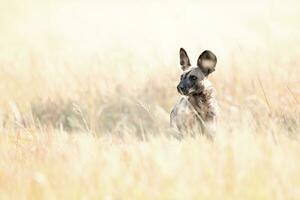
[170,48,218,138]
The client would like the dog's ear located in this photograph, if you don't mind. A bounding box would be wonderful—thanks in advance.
[179,48,191,70]
[197,50,217,76]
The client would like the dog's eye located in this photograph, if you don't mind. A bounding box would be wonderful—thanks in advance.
[189,75,198,81]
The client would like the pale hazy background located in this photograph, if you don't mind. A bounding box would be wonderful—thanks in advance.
[1,0,300,66]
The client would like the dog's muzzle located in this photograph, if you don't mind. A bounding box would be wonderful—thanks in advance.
[177,85,188,95]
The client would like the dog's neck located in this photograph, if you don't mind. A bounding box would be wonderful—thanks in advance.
[188,90,211,108]
[187,79,216,118]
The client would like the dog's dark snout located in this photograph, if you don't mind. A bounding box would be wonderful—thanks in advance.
[177,84,186,95]
[177,85,184,93]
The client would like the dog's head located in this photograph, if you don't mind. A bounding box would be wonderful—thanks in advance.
[177,48,217,96]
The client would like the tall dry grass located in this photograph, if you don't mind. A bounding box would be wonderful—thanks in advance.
[0,0,299,199]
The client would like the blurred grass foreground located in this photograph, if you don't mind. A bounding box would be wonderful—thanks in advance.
[0,0,300,199]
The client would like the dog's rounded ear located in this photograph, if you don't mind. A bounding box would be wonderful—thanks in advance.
[197,50,217,76]
[179,48,191,70]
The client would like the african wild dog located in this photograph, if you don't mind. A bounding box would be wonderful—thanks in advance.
[170,48,218,138]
